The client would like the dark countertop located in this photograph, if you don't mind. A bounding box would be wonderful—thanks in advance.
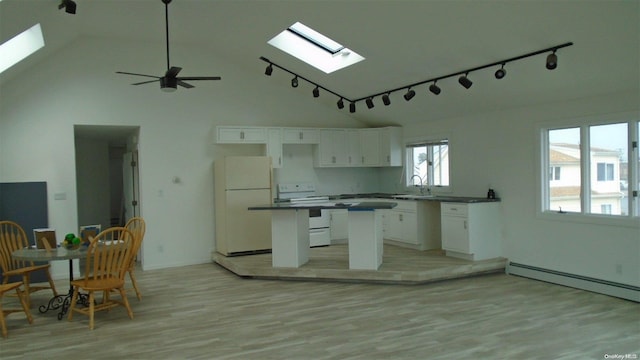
[327,193,500,203]
[249,201,397,210]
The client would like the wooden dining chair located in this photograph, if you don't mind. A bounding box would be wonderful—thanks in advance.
[124,217,146,300]
[0,281,33,338]
[67,227,135,330]
[0,221,58,308]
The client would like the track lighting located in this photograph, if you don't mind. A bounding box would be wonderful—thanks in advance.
[458,73,472,89]
[58,0,77,14]
[546,51,558,70]
[404,88,416,101]
[382,93,391,106]
[366,97,375,109]
[260,42,572,114]
[429,82,441,95]
[494,64,506,79]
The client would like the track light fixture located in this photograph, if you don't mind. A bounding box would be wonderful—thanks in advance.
[382,93,391,106]
[404,88,416,101]
[494,64,506,79]
[58,0,77,14]
[458,73,473,89]
[366,97,375,109]
[260,42,572,113]
[546,51,558,70]
[429,82,441,95]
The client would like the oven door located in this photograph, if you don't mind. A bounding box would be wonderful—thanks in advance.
[309,208,330,229]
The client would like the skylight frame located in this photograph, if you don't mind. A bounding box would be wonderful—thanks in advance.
[268,21,364,74]
[0,23,45,75]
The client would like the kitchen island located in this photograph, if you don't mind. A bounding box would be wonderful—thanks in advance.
[249,201,396,270]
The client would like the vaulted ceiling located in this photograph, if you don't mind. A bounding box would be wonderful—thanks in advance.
[1,0,638,127]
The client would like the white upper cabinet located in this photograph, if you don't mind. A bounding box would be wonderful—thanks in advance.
[266,128,283,168]
[315,129,348,167]
[360,129,381,166]
[379,127,402,166]
[282,128,320,144]
[216,127,267,144]
[347,129,362,166]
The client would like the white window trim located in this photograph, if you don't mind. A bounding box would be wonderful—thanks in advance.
[535,111,640,228]
[404,134,452,194]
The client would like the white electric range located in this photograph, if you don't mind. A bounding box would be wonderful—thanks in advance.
[277,183,331,247]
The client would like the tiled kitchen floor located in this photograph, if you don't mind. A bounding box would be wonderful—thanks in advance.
[212,244,507,284]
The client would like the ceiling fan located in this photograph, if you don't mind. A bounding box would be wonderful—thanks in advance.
[116,0,221,92]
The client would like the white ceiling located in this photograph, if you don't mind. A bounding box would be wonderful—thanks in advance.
[1,0,638,127]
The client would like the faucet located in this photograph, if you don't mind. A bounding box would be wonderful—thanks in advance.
[409,174,425,195]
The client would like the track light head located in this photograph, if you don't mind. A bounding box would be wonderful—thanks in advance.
[366,97,375,109]
[312,86,320,98]
[403,88,416,101]
[349,102,356,113]
[494,64,506,79]
[337,98,345,109]
[59,0,77,14]
[291,76,299,88]
[546,51,558,70]
[382,93,391,106]
[458,73,473,89]
[429,82,441,95]
[265,64,273,76]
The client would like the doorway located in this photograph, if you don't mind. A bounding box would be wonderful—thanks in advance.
[74,125,142,263]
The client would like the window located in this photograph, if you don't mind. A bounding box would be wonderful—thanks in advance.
[268,22,365,74]
[405,139,449,190]
[541,118,639,218]
[0,23,44,74]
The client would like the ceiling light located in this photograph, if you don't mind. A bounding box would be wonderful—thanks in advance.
[403,88,416,101]
[349,102,356,113]
[58,0,76,14]
[312,86,320,98]
[494,64,506,79]
[291,76,299,88]
[366,97,374,109]
[546,51,558,70]
[160,77,177,92]
[382,93,391,106]
[265,64,273,76]
[337,98,345,109]
[458,73,472,89]
[429,82,441,95]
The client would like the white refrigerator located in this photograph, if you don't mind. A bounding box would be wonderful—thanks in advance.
[214,156,272,255]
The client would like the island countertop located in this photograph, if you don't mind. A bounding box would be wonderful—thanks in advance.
[249,201,397,210]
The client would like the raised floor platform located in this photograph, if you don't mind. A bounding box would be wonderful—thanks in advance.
[213,244,507,285]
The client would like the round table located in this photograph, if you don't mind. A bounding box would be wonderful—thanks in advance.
[12,247,90,319]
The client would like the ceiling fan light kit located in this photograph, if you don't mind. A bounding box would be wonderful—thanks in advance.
[116,0,221,92]
[260,41,572,113]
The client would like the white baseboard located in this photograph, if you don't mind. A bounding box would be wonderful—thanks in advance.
[507,262,639,303]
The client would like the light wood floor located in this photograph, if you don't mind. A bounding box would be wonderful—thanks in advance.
[1,262,638,359]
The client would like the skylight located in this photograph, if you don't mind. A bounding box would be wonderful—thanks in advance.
[0,23,45,75]
[268,22,364,74]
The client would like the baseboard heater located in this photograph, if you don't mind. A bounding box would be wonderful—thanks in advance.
[506,262,639,303]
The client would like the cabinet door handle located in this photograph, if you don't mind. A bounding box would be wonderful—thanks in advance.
[399,213,403,221]
[464,220,467,229]
[299,132,303,140]
[362,156,365,163]
[279,157,282,165]
[240,131,245,140]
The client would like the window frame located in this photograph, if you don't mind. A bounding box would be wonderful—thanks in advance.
[537,112,639,227]
[404,136,451,193]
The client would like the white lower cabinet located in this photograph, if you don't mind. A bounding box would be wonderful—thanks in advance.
[329,209,348,242]
[440,202,502,261]
[382,200,441,250]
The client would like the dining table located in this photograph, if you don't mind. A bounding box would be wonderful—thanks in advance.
[12,246,90,320]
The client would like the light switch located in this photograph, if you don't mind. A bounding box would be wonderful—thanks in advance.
[54,192,66,200]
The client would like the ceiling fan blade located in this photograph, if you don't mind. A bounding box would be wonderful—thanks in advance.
[116,71,159,79]
[178,76,222,81]
[177,80,194,89]
[166,66,182,78]
[132,79,160,86]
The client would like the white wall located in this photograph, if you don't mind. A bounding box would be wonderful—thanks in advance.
[402,90,640,287]
[0,36,363,276]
